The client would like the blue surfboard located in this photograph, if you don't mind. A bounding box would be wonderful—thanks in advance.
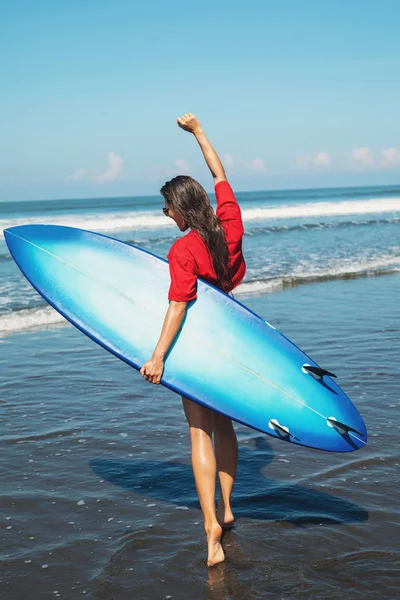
[4,224,367,452]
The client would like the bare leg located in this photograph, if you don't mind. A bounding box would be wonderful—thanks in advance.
[182,396,224,566]
[213,413,238,528]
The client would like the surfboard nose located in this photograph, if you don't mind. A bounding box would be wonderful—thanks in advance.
[4,224,42,251]
[4,225,43,265]
[4,224,34,237]
[4,226,28,258]
[5,224,54,243]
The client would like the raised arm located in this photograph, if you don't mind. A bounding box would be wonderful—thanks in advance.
[177,113,227,184]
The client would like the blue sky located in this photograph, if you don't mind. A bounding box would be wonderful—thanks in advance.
[1,0,400,201]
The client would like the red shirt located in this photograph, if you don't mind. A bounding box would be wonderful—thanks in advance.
[167,180,246,302]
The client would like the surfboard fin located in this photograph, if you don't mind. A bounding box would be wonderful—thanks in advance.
[269,419,300,441]
[327,417,364,437]
[302,364,337,380]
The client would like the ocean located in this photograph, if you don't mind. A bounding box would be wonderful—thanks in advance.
[1,184,399,599]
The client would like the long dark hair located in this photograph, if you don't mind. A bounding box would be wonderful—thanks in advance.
[161,175,232,292]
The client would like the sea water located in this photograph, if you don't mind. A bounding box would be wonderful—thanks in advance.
[1,185,399,599]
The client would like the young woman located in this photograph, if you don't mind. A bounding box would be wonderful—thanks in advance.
[140,113,246,566]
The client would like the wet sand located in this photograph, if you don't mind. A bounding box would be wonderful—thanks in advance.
[1,274,400,599]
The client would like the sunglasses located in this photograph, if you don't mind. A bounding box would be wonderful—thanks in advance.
[162,206,170,217]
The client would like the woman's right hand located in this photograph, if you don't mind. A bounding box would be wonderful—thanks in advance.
[177,113,203,135]
[178,113,225,181]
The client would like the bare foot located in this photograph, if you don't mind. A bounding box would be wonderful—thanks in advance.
[217,497,235,529]
[206,522,224,567]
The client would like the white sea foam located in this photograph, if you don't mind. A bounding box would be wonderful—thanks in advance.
[234,279,284,295]
[235,255,400,296]
[241,197,400,221]
[1,197,399,239]
[0,306,65,334]
[0,212,173,239]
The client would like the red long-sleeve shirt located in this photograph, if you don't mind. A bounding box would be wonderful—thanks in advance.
[167,181,246,302]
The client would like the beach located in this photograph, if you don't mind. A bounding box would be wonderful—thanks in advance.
[1,186,400,599]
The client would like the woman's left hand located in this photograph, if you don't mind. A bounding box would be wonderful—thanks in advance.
[140,355,164,384]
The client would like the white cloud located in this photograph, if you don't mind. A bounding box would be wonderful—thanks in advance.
[72,167,86,181]
[248,158,267,173]
[296,155,312,169]
[351,147,374,169]
[313,152,331,167]
[174,159,190,174]
[224,154,234,167]
[93,152,123,183]
[379,147,400,168]
[296,152,332,169]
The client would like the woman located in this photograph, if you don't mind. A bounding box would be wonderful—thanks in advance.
[140,113,246,566]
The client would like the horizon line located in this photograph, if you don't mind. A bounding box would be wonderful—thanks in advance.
[1,181,400,205]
